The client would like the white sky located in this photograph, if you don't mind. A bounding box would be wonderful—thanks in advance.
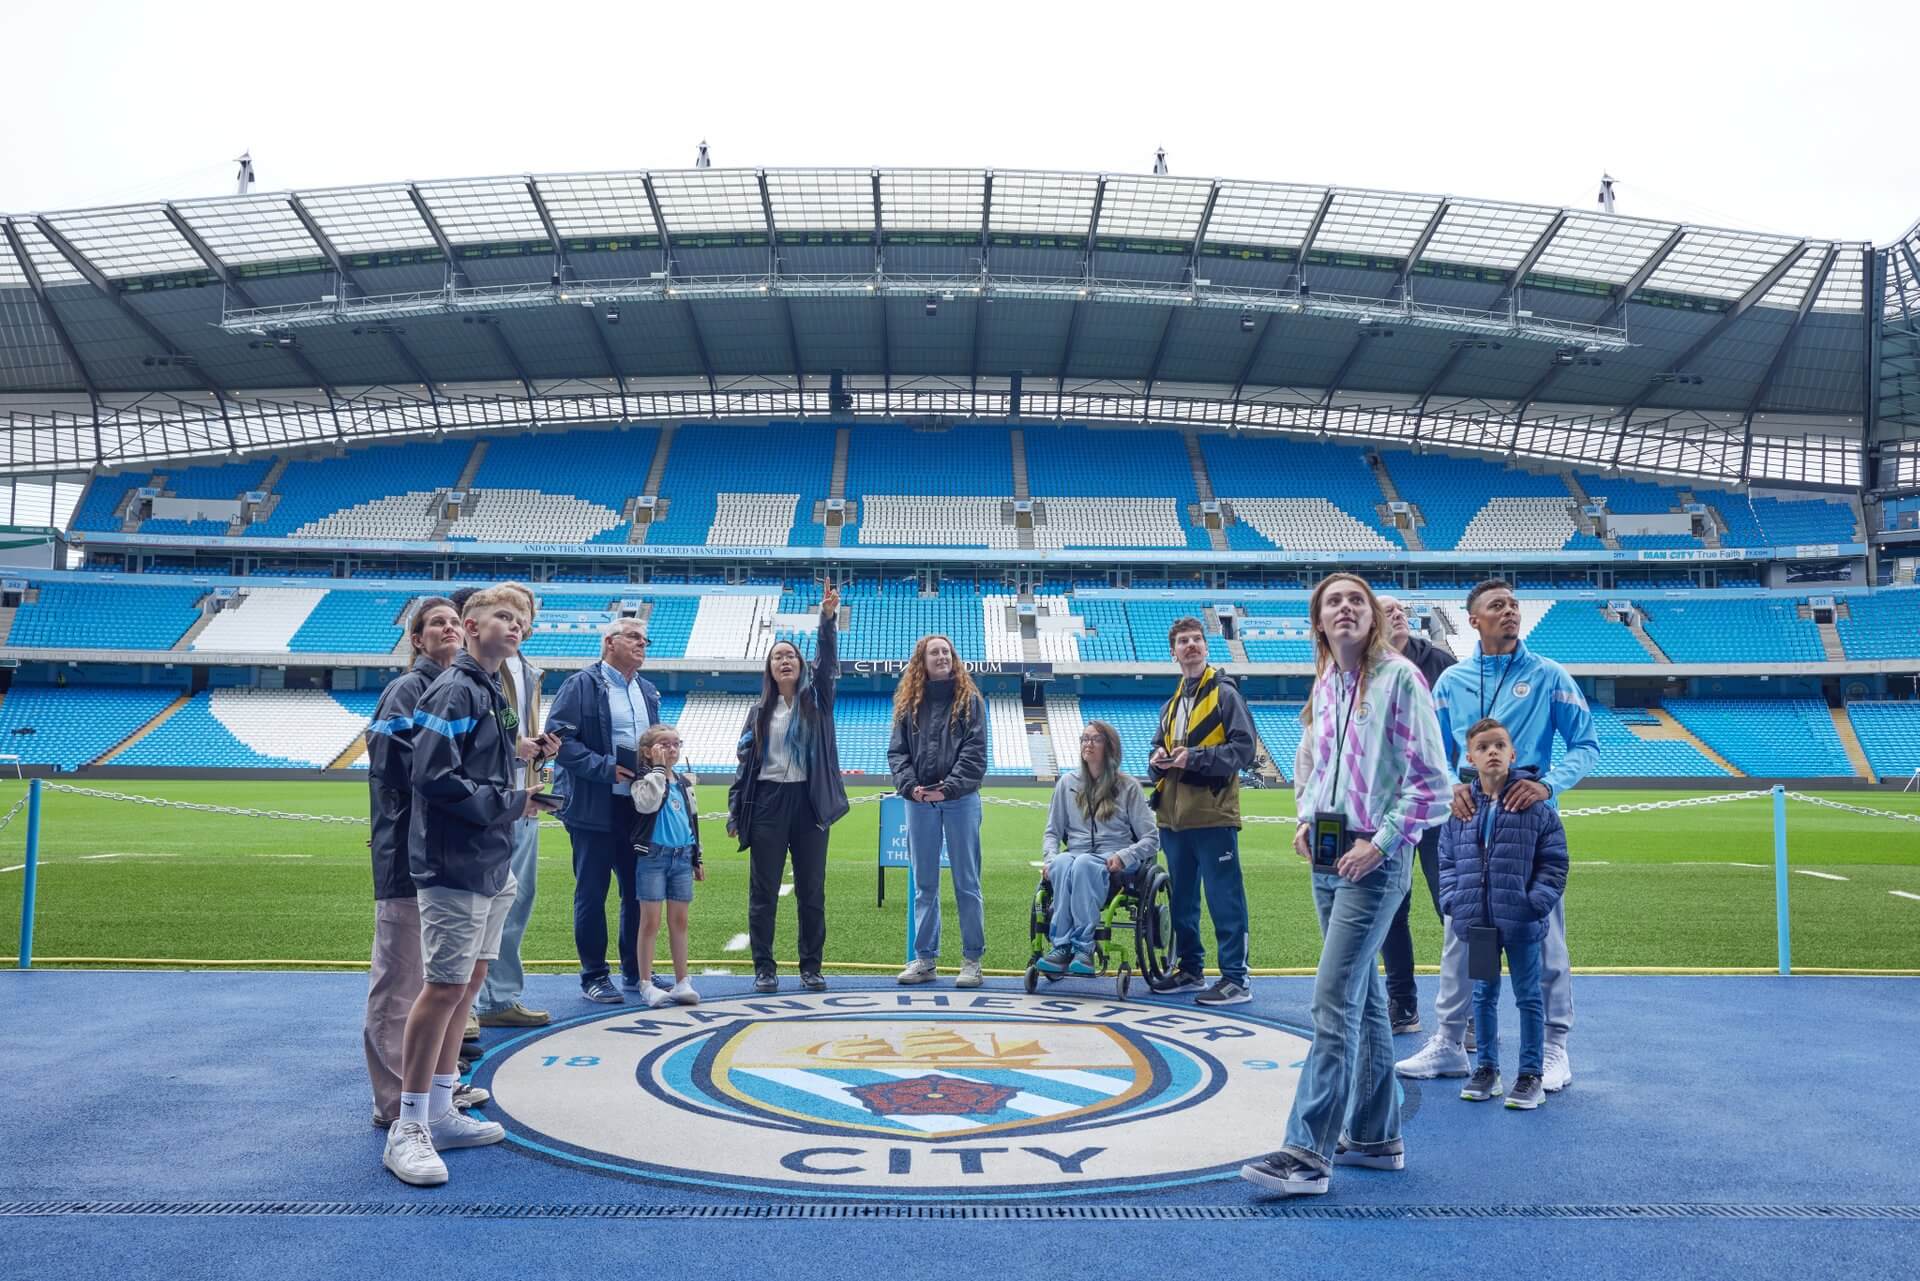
[2,0,1913,244]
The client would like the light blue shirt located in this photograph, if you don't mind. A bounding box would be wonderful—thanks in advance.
[653,775,694,848]
[602,664,653,796]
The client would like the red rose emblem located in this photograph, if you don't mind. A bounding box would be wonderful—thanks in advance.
[848,1073,1018,1117]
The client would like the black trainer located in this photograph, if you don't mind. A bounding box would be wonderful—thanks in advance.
[1194,978,1252,1007]
[1239,1152,1328,1196]
[753,970,779,994]
[799,970,827,992]
[1149,968,1205,995]
[1460,1065,1504,1101]
[1389,997,1421,1035]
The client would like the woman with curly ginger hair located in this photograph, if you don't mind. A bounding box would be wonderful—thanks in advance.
[887,634,988,988]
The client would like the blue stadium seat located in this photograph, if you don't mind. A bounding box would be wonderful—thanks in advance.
[1639,599,1825,664]
[1663,698,1851,776]
[0,685,185,771]
[1376,451,1574,552]
[10,583,203,650]
[1246,702,1306,780]
[248,440,473,538]
[1025,426,1196,501]
[1833,592,1920,661]
[845,424,1013,498]
[644,423,837,547]
[1846,702,1920,780]
[288,593,410,653]
[1524,603,1654,665]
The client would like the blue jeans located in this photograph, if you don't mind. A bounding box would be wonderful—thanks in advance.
[1046,852,1112,954]
[636,845,697,904]
[1160,826,1249,985]
[907,791,985,963]
[1472,934,1545,1076]
[474,816,541,1014]
[567,824,639,988]
[1281,858,1411,1173]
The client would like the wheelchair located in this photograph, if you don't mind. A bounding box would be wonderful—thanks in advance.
[1023,857,1175,999]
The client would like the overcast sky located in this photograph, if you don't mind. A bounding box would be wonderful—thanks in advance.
[2,0,1912,243]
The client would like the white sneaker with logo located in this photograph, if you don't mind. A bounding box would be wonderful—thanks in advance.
[1395,1033,1470,1079]
[429,1106,505,1151]
[1542,1042,1573,1092]
[669,979,701,1006]
[955,959,983,989]
[897,958,937,985]
[383,1121,447,1187]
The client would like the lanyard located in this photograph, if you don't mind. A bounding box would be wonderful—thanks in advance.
[1325,665,1369,810]
[1478,650,1519,722]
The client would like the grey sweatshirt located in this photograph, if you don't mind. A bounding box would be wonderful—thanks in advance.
[1042,769,1161,873]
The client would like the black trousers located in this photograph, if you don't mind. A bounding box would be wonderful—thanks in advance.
[747,781,829,973]
[1379,826,1445,1005]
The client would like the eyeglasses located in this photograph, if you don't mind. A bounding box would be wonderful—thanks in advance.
[1079,733,1104,743]
[615,633,650,647]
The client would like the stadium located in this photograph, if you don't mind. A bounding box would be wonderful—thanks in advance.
[3,160,1918,1269]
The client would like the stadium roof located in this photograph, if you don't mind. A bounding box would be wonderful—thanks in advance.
[0,166,1910,489]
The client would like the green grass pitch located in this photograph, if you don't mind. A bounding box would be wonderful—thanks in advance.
[1,780,1916,973]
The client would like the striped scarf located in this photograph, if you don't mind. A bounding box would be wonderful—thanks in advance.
[1154,666,1227,801]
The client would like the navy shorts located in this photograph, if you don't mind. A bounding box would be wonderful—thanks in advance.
[636,846,696,903]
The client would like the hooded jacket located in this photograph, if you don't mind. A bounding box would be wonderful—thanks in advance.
[366,654,443,902]
[1042,768,1160,875]
[1147,669,1257,831]
[1431,638,1599,805]
[888,680,988,800]
[408,650,528,895]
[1400,633,1456,690]
[729,612,848,846]
[1437,765,1570,944]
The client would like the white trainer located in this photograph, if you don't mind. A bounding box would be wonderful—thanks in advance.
[429,1106,505,1151]
[1395,1033,1471,1079]
[1542,1042,1573,1092]
[897,958,937,985]
[955,959,983,989]
[669,979,701,1006]
[383,1121,447,1187]
[643,983,675,1009]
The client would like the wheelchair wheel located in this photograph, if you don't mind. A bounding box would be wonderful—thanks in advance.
[1116,964,1132,1000]
[1023,965,1040,995]
[1135,865,1175,983]
[1029,880,1053,945]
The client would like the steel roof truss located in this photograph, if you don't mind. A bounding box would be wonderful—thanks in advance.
[1740,245,1840,475]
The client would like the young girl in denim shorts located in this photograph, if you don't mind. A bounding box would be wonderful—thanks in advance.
[630,723,704,1007]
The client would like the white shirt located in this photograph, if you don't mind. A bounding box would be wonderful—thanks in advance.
[758,696,809,783]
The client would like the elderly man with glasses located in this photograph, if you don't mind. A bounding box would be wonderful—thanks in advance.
[548,617,663,1004]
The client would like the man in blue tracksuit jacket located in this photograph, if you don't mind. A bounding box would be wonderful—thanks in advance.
[547,617,661,1002]
[1396,579,1598,1095]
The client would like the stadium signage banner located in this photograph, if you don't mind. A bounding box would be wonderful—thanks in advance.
[72,532,1865,565]
[844,660,1052,678]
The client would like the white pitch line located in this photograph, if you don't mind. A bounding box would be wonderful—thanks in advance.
[778,883,793,898]
[1794,870,1849,881]
[1728,862,1769,869]
[1571,860,1611,866]
[0,864,22,874]
[723,933,750,953]
[1890,891,1920,903]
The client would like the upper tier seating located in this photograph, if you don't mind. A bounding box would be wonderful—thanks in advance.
[253,441,472,538]
[645,424,837,547]
[116,688,380,768]
[466,430,660,545]
[11,583,203,650]
[1834,591,1920,660]
[1034,498,1208,550]
[1025,427,1197,502]
[1663,698,1852,777]
[707,493,804,546]
[451,490,626,544]
[1639,599,1826,664]
[192,588,328,653]
[845,424,1014,498]
[1377,452,1586,552]
[289,592,410,654]
[855,497,1015,548]
[71,457,275,534]
[1846,702,1920,780]
[1200,435,1396,551]
[0,685,184,770]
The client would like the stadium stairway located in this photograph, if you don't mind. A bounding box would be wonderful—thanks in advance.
[93,692,194,764]
[1642,709,1744,776]
[1561,472,1619,549]
[1829,705,1877,782]
[1181,432,1228,553]
[329,736,367,770]
[1627,611,1670,662]
[173,603,218,651]
[1802,600,1850,663]
[1366,453,1422,550]
[0,602,16,645]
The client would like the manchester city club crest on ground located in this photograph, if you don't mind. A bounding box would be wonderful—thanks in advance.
[477,990,1314,1199]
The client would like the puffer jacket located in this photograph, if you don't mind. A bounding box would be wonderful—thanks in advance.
[366,655,444,901]
[408,650,528,896]
[1438,766,1569,944]
[887,682,988,800]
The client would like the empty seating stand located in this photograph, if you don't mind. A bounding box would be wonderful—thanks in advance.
[0,685,185,771]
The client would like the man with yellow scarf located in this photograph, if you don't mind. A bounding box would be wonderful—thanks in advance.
[1147,617,1257,1005]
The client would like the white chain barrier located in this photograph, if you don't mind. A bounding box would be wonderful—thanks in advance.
[28,780,1920,830]
[0,792,30,836]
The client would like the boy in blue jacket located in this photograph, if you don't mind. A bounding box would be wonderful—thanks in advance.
[1438,718,1569,1111]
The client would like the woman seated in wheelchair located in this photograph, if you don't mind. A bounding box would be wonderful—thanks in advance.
[1038,720,1160,975]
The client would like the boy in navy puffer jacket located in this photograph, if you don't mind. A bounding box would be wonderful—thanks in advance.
[1438,718,1569,1110]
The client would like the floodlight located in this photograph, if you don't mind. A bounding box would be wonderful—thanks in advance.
[1240,311,1255,333]
[925,295,938,317]
[605,304,621,324]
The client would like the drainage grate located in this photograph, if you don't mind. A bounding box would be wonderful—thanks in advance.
[0,1201,1915,1222]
